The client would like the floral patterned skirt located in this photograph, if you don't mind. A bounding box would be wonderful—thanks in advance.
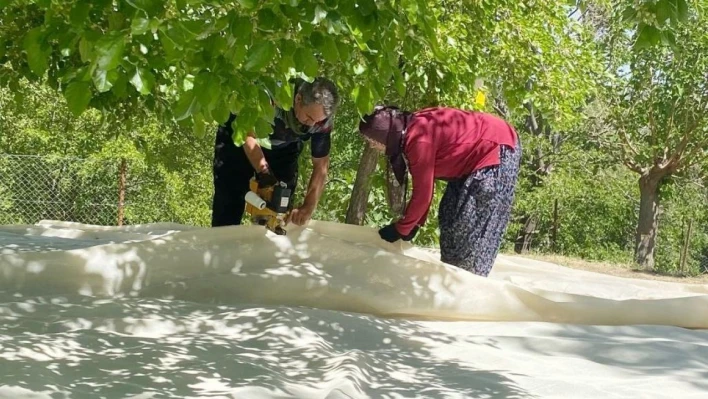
[438,142,522,277]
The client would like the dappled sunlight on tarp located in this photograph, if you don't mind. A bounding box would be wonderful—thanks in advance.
[1,295,707,398]
[1,220,708,398]
[1,221,707,327]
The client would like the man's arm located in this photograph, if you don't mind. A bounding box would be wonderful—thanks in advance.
[243,131,269,173]
[304,155,329,209]
[288,155,329,226]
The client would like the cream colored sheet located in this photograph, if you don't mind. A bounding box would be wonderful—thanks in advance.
[0,221,707,398]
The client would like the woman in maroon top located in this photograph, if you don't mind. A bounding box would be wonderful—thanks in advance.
[359,105,522,277]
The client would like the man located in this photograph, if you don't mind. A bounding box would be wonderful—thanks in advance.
[358,105,521,277]
[212,77,339,227]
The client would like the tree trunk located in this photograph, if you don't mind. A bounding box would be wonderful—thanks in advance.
[635,172,662,270]
[345,143,379,225]
[385,166,406,217]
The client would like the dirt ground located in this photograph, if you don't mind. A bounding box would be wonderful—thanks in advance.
[514,252,708,284]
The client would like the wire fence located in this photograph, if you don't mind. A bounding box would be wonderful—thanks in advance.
[0,154,202,226]
[0,154,120,225]
[1,153,706,274]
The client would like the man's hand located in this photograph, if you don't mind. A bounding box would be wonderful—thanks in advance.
[256,168,278,188]
[286,204,314,226]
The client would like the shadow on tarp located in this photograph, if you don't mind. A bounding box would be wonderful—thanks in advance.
[0,221,707,329]
[0,295,533,398]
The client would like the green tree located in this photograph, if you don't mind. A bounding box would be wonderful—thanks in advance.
[0,0,447,137]
[591,12,708,270]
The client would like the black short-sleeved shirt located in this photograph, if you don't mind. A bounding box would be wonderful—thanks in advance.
[226,79,334,159]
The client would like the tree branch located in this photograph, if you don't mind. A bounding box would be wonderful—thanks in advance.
[568,6,579,19]
[619,128,641,158]
[624,159,644,174]
[678,135,708,171]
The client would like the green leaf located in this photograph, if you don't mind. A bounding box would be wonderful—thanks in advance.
[254,118,273,138]
[336,41,351,62]
[92,68,118,92]
[193,113,207,138]
[310,31,325,49]
[294,47,319,77]
[275,80,294,110]
[195,72,222,110]
[257,8,280,32]
[676,0,689,22]
[393,69,406,97]
[320,36,339,63]
[129,68,155,95]
[64,81,93,116]
[212,100,231,124]
[243,41,276,71]
[634,23,661,49]
[131,17,150,36]
[70,2,91,25]
[655,0,672,24]
[258,88,274,122]
[95,34,126,70]
[80,38,95,63]
[230,44,249,67]
[357,0,376,16]
[113,72,129,98]
[23,28,49,76]
[353,85,371,115]
[158,30,179,61]
[236,0,257,10]
[174,90,198,121]
[236,105,258,132]
[108,12,127,31]
[230,16,252,41]
[621,6,636,22]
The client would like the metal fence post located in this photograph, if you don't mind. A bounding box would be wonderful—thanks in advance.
[117,158,127,226]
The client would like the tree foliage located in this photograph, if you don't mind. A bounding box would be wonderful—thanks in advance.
[0,0,447,138]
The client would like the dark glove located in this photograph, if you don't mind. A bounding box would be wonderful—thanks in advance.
[401,225,419,242]
[256,168,278,188]
[378,224,402,243]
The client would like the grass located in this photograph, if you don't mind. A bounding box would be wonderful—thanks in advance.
[512,252,708,284]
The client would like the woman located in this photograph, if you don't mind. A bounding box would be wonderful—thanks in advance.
[358,105,521,277]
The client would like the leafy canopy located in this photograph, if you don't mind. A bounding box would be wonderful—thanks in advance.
[0,0,442,138]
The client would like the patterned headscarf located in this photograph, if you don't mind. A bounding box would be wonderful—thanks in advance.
[358,106,411,185]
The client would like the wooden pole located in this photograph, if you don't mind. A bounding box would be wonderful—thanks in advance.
[679,219,693,275]
[551,198,559,252]
[117,158,127,226]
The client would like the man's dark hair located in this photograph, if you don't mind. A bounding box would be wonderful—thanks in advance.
[299,77,339,118]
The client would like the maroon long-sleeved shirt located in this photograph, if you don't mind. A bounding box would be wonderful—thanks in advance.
[395,107,519,236]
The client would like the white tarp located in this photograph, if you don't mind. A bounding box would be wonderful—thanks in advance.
[1,221,707,398]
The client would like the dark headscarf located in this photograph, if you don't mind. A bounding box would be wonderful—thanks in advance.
[358,106,412,185]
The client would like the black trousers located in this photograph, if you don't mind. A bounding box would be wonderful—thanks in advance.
[211,125,303,227]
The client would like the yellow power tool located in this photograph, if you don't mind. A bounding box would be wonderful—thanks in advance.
[244,177,292,235]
